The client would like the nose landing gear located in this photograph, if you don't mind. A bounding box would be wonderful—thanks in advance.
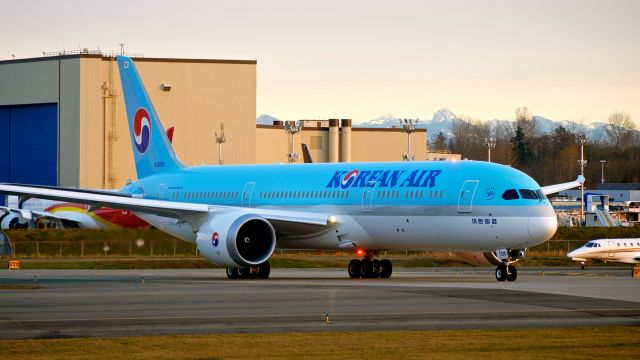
[347,251,392,279]
[494,248,524,282]
[495,263,517,281]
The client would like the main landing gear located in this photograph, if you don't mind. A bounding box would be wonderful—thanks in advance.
[494,248,524,282]
[226,261,270,280]
[348,251,392,279]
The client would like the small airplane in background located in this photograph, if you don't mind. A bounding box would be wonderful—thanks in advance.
[567,239,640,269]
[0,197,149,229]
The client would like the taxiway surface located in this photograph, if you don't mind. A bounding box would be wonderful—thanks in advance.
[1,267,638,339]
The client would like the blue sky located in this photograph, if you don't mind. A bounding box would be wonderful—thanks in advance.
[1,0,638,124]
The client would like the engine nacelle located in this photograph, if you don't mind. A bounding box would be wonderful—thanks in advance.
[196,212,276,267]
[455,251,502,266]
[0,213,30,229]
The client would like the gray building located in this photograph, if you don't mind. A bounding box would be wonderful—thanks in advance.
[560,189,640,203]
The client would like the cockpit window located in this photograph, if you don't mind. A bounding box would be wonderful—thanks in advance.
[586,242,594,248]
[536,189,546,201]
[519,189,539,199]
[502,189,519,200]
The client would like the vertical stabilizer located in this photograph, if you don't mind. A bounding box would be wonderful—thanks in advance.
[116,56,183,178]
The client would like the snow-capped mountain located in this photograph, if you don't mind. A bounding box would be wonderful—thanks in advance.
[257,109,616,142]
[257,114,280,125]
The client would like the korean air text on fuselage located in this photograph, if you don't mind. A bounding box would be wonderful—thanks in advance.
[326,169,442,189]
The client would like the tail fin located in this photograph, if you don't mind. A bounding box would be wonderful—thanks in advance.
[116,56,183,178]
[301,143,314,163]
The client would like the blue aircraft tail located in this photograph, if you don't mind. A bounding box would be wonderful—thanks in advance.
[116,56,183,178]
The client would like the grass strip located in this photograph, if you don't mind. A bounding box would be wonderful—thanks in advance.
[0,327,638,359]
[0,285,42,290]
[0,255,607,270]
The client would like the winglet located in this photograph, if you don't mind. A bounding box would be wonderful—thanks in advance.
[540,175,585,196]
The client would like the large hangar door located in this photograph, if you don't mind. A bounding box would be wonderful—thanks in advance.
[0,104,58,205]
[0,108,10,206]
[0,108,9,183]
[9,104,58,185]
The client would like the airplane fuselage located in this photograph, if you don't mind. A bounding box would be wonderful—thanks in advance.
[568,238,640,264]
[125,160,557,252]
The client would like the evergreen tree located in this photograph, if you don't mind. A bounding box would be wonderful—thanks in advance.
[511,123,533,167]
[433,132,447,151]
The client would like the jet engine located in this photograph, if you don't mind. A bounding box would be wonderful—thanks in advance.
[0,212,30,229]
[196,212,276,267]
[455,251,501,266]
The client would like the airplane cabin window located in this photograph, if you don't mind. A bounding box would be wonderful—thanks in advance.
[502,189,519,200]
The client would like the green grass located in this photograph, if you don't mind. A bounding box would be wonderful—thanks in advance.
[0,284,42,290]
[552,226,640,240]
[1,227,633,270]
[0,327,637,359]
[0,256,477,270]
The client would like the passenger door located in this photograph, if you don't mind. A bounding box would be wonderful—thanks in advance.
[458,180,479,213]
[242,182,255,207]
[608,240,615,258]
[361,180,376,212]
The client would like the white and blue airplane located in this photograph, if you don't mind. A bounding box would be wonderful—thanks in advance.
[0,56,584,281]
[568,238,640,269]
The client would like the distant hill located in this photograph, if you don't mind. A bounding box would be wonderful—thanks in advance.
[257,109,614,142]
[257,114,280,125]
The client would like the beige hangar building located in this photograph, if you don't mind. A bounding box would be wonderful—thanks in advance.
[0,51,454,204]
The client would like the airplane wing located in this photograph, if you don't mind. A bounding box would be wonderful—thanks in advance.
[0,183,333,234]
[540,175,585,196]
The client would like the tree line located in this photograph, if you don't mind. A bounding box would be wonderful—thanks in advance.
[430,108,639,187]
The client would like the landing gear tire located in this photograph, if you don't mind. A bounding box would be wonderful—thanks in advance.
[506,265,517,282]
[348,259,361,278]
[360,259,375,278]
[379,259,392,278]
[348,250,393,279]
[237,267,251,279]
[495,265,508,282]
[226,267,239,279]
[256,261,270,279]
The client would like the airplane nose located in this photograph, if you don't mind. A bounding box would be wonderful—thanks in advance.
[527,216,557,244]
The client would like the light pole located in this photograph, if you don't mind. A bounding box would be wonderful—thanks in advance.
[284,121,301,163]
[483,138,496,162]
[577,134,587,225]
[400,119,418,161]
[214,123,226,165]
[600,160,607,184]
